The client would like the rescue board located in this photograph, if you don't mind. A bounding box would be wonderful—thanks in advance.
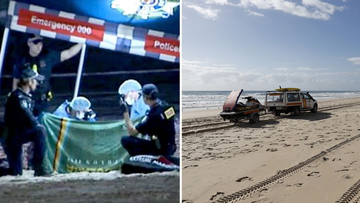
[275,88,300,91]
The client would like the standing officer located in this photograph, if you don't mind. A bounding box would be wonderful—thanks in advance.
[4,67,49,176]
[120,84,176,158]
[12,34,83,116]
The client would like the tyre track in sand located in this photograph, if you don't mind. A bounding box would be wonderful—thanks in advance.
[212,134,360,203]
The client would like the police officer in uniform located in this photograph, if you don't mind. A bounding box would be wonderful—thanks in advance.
[12,34,83,116]
[4,68,49,176]
[120,84,176,158]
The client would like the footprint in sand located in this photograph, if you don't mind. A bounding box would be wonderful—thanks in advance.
[307,171,321,178]
[294,183,303,187]
[236,176,253,182]
[341,174,353,180]
[266,148,278,152]
[283,144,291,147]
[209,192,224,201]
[345,152,355,154]
[258,188,269,197]
[184,165,198,169]
[336,169,350,172]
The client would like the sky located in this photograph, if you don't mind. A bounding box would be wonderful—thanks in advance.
[182,0,360,91]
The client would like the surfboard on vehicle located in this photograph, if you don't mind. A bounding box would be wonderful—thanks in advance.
[275,87,301,91]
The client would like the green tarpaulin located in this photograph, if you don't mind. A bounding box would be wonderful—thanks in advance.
[40,113,140,173]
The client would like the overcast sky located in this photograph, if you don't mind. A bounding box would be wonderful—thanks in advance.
[182,0,360,91]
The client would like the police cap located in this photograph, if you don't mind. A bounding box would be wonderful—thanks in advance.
[142,84,158,100]
[27,34,43,44]
[21,68,44,82]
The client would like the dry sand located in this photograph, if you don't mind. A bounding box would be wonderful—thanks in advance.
[182,97,360,203]
[0,172,179,203]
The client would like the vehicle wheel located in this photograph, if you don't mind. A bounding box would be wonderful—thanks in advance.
[252,114,259,124]
[294,107,300,116]
[274,111,281,116]
[311,104,318,113]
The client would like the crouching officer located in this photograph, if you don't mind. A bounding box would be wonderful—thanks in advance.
[120,84,176,158]
[3,68,49,176]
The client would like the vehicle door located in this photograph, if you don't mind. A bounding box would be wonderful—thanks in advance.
[301,93,312,109]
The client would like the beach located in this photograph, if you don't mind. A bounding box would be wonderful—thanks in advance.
[0,171,179,203]
[182,97,360,203]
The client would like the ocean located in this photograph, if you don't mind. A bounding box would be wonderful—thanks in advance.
[182,90,360,111]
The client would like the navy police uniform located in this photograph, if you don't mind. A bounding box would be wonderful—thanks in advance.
[4,69,48,176]
[121,84,176,157]
[13,41,61,116]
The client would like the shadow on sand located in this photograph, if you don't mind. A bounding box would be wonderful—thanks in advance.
[231,111,331,128]
[274,112,332,121]
[233,119,280,128]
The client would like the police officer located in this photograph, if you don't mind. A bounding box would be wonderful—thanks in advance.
[120,84,176,158]
[4,68,49,176]
[12,34,83,116]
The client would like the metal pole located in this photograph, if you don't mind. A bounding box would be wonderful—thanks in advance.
[73,43,86,99]
[0,27,10,89]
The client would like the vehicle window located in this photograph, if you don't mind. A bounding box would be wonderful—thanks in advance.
[302,94,310,99]
[267,93,283,102]
[287,93,300,102]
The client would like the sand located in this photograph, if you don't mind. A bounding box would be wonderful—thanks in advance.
[182,97,360,203]
[0,171,179,203]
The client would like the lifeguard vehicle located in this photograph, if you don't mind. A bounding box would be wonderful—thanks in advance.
[220,89,265,123]
[265,88,318,116]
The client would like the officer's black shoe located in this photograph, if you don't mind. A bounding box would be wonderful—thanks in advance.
[34,169,52,177]
[33,164,52,177]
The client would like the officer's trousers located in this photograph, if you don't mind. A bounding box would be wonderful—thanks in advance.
[5,125,47,176]
[121,136,175,158]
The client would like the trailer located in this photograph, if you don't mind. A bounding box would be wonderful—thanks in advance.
[220,89,266,124]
